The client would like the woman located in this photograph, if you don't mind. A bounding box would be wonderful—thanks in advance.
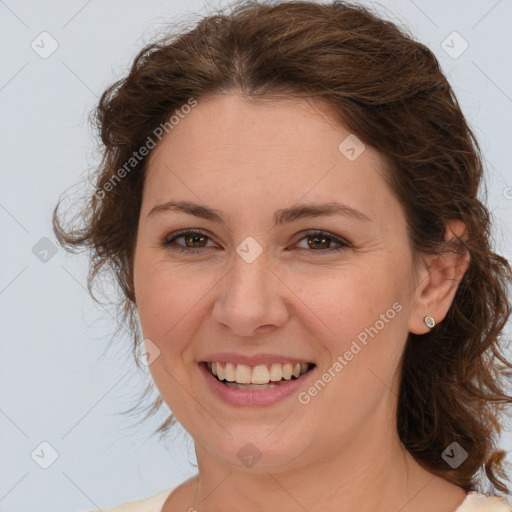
[54,1,512,511]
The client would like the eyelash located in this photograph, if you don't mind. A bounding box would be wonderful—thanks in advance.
[162,229,351,256]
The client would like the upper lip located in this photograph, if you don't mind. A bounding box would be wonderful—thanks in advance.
[199,352,315,366]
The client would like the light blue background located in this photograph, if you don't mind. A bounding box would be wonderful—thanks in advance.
[1,1,511,511]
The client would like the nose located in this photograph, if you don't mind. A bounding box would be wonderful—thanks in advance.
[211,251,290,337]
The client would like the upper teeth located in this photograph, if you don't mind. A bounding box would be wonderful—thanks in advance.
[207,362,311,384]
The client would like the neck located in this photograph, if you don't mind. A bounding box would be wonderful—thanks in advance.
[189,419,455,512]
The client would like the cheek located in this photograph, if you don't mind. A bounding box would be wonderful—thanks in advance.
[134,253,183,344]
[133,257,203,414]
[288,261,405,337]
[291,263,409,393]
[298,276,407,433]
[134,255,220,361]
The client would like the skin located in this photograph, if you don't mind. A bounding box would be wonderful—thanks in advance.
[132,92,470,512]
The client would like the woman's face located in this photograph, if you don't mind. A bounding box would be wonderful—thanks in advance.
[133,92,424,471]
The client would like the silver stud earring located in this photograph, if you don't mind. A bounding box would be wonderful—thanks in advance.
[424,315,436,329]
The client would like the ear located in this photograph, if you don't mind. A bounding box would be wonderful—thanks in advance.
[408,220,470,335]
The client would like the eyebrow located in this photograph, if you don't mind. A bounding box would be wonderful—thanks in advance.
[147,200,371,225]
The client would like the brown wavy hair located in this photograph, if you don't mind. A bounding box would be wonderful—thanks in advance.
[52,0,512,495]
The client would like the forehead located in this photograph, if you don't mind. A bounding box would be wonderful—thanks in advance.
[149,92,363,163]
[143,93,402,229]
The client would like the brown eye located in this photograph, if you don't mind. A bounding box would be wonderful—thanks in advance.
[163,229,215,254]
[294,230,350,255]
[307,234,331,250]
[183,233,208,248]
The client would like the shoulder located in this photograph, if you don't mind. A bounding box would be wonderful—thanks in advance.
[455,492,512,512]
[85,487,176,512]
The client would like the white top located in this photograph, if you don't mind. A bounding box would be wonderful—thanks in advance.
[85,488,512,512]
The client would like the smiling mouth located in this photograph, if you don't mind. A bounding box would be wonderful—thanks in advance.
[202,361,316,389]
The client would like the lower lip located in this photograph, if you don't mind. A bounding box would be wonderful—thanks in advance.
[199,362,316,407]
